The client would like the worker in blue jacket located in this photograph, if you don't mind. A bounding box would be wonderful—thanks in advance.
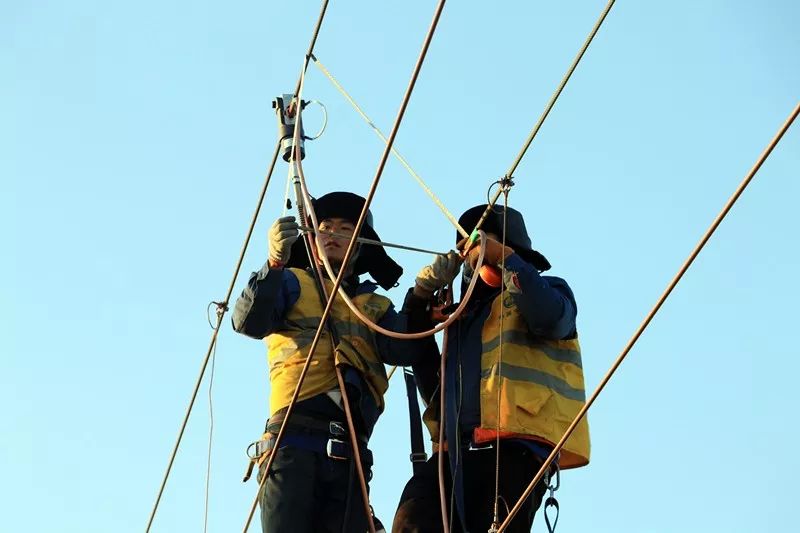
[233,191,436,533]
[392,204,591,533]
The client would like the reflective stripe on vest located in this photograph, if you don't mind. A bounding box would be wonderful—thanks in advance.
[476,292,590,469]
[265,268,391,417]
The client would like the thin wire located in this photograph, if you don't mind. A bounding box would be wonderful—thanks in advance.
[147,1,332,530]
[301,208,377,533]
[437,306,452,533]
[491,189,510,529]
[242,3,448,528]
[203,338,218,533]
[505,0,615,179]
[297,224,447,255]
[145,139,282,532]
[498,102,800,532]
[311,55,469,239]
[296,152,485,340]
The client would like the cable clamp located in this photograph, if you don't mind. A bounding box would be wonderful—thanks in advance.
[212,301,229,318]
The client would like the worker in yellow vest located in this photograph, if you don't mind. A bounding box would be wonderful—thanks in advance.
[233,191,437,533]
[392,204,590,533]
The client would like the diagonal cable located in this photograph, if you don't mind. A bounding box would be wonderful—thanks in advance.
[505,0,615,179]
[240,1,448,530]
[498,102,800,531]
[311,54,468,238]
[145,1,331,530]
[470,0,616,239]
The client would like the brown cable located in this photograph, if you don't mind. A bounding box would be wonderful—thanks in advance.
[470,0,616,241]
[145,140,282,532]
[498,102,800,532]
[295,154,486,339]
[147,0,330,529]
[438,322,451,532]
[240,1,448,529]
[505,0,616,179]
[303,206,377,533]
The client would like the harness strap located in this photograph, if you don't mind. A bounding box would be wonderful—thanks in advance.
[403,368,428,473]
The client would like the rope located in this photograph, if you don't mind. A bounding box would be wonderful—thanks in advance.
[296,152,486,339]
[241,2,448,529]
[145,139,282,532]
[497,101,800,532]
[146,1,331,530]
[297,224,447,255]
[301,205,378,533]
[505,0,616,179]
[490,189,510,530]
[438,313,452,533]
[203,338,218,533]
[470,0,616,261]
[311,55,469,239]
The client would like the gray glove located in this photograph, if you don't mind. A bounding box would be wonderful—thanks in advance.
[415,250,462,292]
[268,216,300,266]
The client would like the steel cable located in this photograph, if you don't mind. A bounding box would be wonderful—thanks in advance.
[240,1,448,529]
[498,102,800,532]
[145,1,331,530]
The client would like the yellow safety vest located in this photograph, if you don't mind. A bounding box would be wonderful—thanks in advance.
[265,268,391,417]
[425,291,591,469]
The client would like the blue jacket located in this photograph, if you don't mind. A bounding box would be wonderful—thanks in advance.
[232,264,437,436]
[446,254,578,444]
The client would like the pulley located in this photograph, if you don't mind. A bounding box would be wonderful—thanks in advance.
[273,94,328,162]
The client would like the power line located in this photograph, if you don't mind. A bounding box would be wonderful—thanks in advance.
[145,141,281,532]
[240,0,448,529]
[145,1,332,529]
[506,0,615,179]
[311,54,469,238]
[498,101,800,532]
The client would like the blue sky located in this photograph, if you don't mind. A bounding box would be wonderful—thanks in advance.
[3,1,799,531]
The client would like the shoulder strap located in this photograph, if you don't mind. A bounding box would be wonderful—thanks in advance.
[403,368,428,474]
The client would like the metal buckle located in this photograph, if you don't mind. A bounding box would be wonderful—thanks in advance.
[246,439,273,460]
[329,421,346,437]
[467,440,493,451]
[326,438,348,460]
[410,452,428,463]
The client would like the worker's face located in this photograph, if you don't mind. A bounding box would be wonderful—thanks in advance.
[317,217,356,267]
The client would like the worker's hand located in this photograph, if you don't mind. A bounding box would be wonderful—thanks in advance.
[458,235,514,269]
[268,216,300,268]
[414,251,462,298]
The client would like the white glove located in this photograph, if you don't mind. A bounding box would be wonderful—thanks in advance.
[415,251,462,293]
[268,216,300,266]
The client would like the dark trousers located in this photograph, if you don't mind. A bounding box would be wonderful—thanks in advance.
[258,445,372,533]
[392,443,547,533]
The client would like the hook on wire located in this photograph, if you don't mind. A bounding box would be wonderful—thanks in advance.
[206,301,229,330]
[302,100,328,140]
[486,176,515,212]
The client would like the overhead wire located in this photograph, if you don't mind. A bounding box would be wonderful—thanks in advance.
[145,140,281,532]
[296,151,486,340]
[240,1,448,529]
[505,0,616,179]
[299,175,378,533]
[490,187,511,531]
[470,0,616,239]
[311,54,469,239]
[497,101,800,532]
[203,338,218,533]
[145,1,331,530]
[297,224,447,255]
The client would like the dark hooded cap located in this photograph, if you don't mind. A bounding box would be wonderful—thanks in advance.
[286,191,403,289]
[457,204,551,272]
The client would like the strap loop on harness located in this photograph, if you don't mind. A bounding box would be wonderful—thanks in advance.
[543,496,559,533]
